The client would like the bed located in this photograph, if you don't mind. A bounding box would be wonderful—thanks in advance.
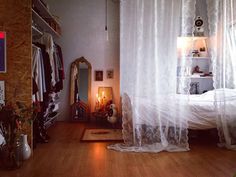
[108,89,236,152]
[131,88,236,130]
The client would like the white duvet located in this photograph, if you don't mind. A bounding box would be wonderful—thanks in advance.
[132,89,236,130]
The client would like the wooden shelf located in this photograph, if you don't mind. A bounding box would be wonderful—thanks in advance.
[33,0,61,25]
[177,76,213,79]
[32,0,61,38]
[190,76,213,79]
[32,9,60,38]
[179,57,211,59]
[178,36,208,40]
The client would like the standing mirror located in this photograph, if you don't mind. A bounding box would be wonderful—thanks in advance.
[70,57,92,121]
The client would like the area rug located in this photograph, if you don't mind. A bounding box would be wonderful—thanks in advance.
[81,129,123,142]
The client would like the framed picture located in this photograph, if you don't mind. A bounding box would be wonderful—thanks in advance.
[0,81,5,104]
[106,69,114,79]
[95,70,103,81]
[0,32,6,73]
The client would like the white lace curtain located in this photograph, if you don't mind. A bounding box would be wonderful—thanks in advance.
[109,0,195,152]
[207,0,236,149]
[108,0,236,152]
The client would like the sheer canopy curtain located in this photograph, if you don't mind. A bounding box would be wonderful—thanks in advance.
[207,0,236,149]
[108,0,196,152]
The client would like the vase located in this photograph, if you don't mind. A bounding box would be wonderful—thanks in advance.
[14,138,23,168]
[20,134,31,160]
[0,140,23,169]
[0,145,15,169]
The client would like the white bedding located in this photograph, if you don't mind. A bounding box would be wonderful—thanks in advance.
[132,89,236,130]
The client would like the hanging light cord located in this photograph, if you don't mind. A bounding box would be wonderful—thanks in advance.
[105,0,108,31]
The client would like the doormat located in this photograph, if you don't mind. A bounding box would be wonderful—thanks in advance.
[81,129,123,142]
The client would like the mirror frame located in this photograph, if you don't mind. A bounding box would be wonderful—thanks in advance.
[70,56,92,120]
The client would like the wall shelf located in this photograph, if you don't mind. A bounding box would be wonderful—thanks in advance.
[181,57,211,59]
[177,76,213,79]
[32,0,61,38]
[177,36,214,93]
[190,76,213,79]
[33,0,61,25]
[178,36,208,40]
[32,9,60,38]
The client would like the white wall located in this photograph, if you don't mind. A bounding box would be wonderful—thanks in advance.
[46,0,120,121]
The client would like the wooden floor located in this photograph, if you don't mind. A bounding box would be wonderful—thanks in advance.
[0,122,236,177]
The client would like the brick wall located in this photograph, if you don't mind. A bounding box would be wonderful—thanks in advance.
[0,0,32,145]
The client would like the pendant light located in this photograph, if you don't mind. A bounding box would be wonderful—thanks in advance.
[105,0,109,41]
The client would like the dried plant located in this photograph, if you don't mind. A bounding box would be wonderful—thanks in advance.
[0,101,37,148]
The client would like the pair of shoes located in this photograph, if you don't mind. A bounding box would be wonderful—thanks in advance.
[37,132,49,143]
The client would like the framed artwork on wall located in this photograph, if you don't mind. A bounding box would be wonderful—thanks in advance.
[106,69,114,79]
[0,32,6,73]
[95,70,103,81]
[0,81,5,104]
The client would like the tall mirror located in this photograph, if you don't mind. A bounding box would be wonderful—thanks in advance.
[70,57,91,121]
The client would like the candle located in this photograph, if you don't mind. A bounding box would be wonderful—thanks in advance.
[102,91,105,97]
[96,93,98,98]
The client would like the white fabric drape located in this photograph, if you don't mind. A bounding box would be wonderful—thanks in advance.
[207,0,236,149]
[32,44,46,102]
[109,0,196,152]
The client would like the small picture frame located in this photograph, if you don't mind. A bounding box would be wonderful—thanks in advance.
[0,32,6,73]
[106,69,114,79]
[0,81,5,104]
[95,70,103,81]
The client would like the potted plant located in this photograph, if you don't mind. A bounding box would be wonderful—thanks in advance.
[0,101,37,169]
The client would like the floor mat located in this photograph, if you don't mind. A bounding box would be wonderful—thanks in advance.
[81,128,123,142]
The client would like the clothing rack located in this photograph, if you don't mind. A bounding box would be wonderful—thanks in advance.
[32,0,63,147]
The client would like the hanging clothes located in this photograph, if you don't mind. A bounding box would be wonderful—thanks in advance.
[33,42,53,94]
[70,63,78,105]
[32,31,65,146]
[54,43,65,92]
[32,44,46,102]
[56,44,65,80]
[36,33,56,86]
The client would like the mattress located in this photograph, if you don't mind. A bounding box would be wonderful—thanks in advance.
[131,89,236,130]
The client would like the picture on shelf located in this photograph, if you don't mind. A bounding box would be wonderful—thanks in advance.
[200,47,206,52]
[0,32,6,73]
[106,69,114,79]
[95,70,103,81]
[190,82,200,94]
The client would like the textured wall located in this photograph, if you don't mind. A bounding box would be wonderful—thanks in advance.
[46,0,120,121]
[0,0,32,143]
[0,0,32,105]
